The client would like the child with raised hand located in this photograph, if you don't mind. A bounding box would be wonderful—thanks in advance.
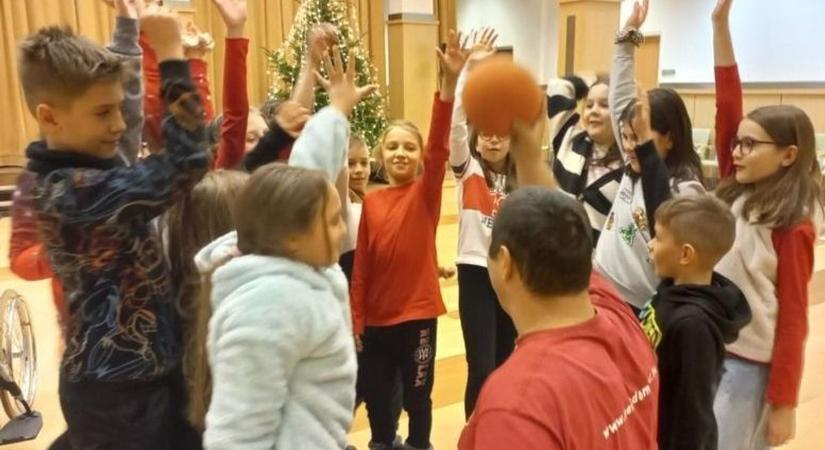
[546,68,624,243]
[448,27,517,419]
[241,24,336,171]
[711,0,823,447]
[594,0,706,311]
[141,1,215,152]
[195,46,374,450]
[350,31,458,450]
[19,4,208,448]
[206,0,264,169]
[9,0,146,337]
[640,195,750,450]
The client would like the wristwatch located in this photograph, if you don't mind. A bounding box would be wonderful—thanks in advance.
[615,27,644,46]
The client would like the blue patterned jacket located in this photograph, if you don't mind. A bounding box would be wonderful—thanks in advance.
[26,61,209,382]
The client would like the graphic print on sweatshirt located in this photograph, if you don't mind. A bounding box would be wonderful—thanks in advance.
[639,301,662,348]
[462,173,506,228]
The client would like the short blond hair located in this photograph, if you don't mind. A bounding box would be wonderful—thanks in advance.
[18,25,123,114]
[655,195,735,268]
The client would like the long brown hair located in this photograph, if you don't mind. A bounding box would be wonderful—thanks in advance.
[716,105,823,228]
[234,163,332,257]
[620,90,706,187]
[165,170,249,430]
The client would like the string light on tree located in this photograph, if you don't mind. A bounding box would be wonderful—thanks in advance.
[266,0,388,147]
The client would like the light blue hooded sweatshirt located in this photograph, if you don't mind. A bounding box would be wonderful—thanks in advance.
[196,231,356,450]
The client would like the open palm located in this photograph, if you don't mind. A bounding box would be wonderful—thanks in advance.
[437,30,467,79]
[712,0,733,23]
[211,0,247,29]
[624,0,650,30]
[468,27,498,62]
[102,0,143,18]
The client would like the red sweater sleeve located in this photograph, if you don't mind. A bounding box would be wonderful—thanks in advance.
[214,38,250,170]
[189,58,215,122]
[714,65,743,178]
[9,172,53,280]
[140,33,163,149]
[421,94,454,218]
[350,200,370,335]
[140,37,215,142]
[767,221,815,406]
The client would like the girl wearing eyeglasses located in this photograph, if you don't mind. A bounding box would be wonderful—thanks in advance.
[711,1,824,449]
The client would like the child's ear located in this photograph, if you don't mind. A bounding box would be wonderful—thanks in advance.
[35,103,59,131]
[780,145,799,167]
[679,243,696,266]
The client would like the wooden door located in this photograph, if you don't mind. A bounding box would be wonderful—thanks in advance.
[636,35,661,89]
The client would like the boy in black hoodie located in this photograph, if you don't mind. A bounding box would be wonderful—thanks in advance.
[640,195,751,450]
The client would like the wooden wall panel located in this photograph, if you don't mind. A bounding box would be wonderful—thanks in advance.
[0,0,387,162]
[678,90,825,133]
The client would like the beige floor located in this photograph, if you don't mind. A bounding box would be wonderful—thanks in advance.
[1,179,824,449]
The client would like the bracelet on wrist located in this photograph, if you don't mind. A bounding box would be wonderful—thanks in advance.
[615,27,644,46]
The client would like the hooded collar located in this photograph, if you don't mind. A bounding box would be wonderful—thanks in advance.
[656,272,751,343]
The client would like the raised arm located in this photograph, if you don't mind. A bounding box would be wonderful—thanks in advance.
[712,0,742,178]
[211,0,250,169]
[609,0,648,149]
[418,31,461,217]
[449,29,494,174]
[450,67,472,173]
[105,0,145,165]
[183,22,216,123]
[633,86,671,236]
[291,24,337,111]
[546,75,585,155]
[242,102,306,172]
[510,99,556,190]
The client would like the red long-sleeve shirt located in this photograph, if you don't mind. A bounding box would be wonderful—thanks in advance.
[9,171,67,331]
[715,65,813,406]
[140,34,215,150]
[350,94,453,334]
[213,38,249,169]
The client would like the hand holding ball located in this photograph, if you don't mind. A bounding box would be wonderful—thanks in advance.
[462,56,543,137]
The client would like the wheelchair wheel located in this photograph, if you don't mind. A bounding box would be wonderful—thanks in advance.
[0,290,37,419]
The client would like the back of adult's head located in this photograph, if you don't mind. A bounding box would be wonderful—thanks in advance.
[490,187,593,297]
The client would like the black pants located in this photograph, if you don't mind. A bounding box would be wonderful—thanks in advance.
[363,319,437,449]
[457,264,516,419]
[50,371,200,450]
[356,350,403,430]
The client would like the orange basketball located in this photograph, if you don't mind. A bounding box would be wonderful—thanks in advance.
[462,56,543,137]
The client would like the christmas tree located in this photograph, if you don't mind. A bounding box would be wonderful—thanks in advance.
[266,0,388,147]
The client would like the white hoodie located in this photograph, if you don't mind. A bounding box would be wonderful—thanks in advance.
[195,232,356,450]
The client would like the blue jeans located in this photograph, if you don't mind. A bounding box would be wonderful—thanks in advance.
[713,356,770,450]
